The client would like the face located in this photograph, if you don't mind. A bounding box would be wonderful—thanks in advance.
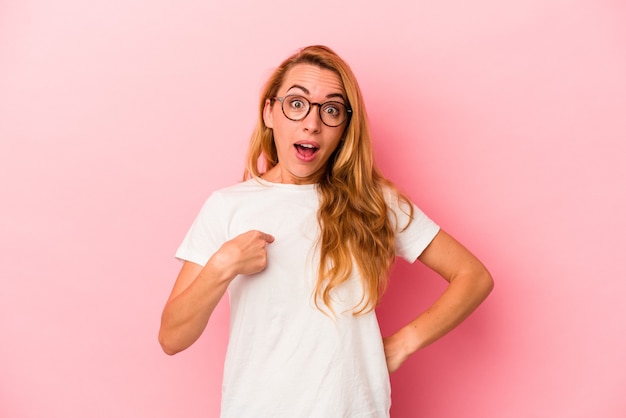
[263,64,348,184]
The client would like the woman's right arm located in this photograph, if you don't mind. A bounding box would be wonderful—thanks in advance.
[158,230,274,355]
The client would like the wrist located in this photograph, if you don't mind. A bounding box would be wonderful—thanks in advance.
[393,324,423,357]
[205,251,237,285]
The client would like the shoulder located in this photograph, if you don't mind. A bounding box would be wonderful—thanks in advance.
[202,178,314,213]
[191,180,261,218]
[379,183,438,231]
[380,183,412,215]
[207,179,271,202]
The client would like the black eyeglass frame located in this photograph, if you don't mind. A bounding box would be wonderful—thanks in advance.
[272,95,352,127]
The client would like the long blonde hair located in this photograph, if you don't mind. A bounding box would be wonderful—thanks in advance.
[244,45,413,315]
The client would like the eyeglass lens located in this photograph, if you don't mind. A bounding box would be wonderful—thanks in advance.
[280,95,349,127]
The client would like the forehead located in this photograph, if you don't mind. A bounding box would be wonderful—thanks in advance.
[279,64,345,97]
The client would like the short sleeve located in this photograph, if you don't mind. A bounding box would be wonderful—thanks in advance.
[387,192,440,263]
[175,192,228,266]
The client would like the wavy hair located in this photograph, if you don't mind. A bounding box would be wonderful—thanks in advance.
[244,45,413,315]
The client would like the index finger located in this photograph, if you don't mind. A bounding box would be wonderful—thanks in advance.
[259,231,275,243]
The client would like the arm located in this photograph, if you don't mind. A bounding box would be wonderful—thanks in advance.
[383,229,494,372]
[158,230,274,355]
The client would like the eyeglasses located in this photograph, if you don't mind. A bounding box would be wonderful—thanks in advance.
[273,95,352,127]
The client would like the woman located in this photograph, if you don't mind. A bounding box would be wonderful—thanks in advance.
[159,45,493,417]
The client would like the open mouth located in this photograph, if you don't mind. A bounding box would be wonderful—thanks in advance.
[294,143,319,158]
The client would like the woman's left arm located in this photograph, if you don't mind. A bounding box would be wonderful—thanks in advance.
[383,229,494,372]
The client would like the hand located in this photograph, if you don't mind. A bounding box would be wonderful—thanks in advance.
[211,230,275,279]
[383,334,411,373]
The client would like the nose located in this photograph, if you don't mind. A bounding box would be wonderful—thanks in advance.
[302,104,322,132]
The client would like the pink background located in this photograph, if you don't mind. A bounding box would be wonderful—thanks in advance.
[1,1,625,417]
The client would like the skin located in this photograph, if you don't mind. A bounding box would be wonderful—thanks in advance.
[158,64,494,374]
[158,230,274,355]
[159,64,347,354]
[383,230,493,372]
[262,64,347,184]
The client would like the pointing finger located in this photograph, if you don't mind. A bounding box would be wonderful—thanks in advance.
[261,232,275,243]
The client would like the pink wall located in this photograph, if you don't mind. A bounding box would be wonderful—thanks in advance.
[1,1,625,417]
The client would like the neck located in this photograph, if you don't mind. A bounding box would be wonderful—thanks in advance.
[262,165,322,185]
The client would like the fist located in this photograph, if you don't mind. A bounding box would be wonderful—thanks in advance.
[215,230,275,277]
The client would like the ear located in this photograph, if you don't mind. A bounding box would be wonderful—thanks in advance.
[263,98,274,128]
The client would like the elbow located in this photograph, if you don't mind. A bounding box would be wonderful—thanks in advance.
[158,331,183,356]
[479,269,495,299]
[160,345,180,356]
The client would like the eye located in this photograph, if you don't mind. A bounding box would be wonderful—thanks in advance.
[322,102,344,118]
[286,96,308,111]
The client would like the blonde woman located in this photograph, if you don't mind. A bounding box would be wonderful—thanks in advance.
[159,45,493,418]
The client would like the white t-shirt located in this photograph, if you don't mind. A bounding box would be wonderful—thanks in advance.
[176,178,440,418]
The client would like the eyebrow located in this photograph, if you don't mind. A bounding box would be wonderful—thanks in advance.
[286,84,347,103]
